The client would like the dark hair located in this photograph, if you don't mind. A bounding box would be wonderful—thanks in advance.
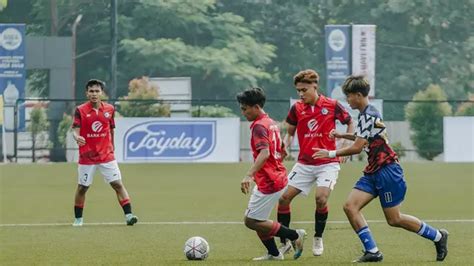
[293,69,319,85]
[342,75,370,97]
[236,87,266,108]
[85,79,105,91]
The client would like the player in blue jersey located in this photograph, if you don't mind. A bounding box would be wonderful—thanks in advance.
[312,75,448,263]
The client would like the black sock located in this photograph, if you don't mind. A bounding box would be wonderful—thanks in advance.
[275,224,298,241]
[74,205,83,219]
[315,209,328,237]
[261,238,280,256]
[277,206,291,243]
[122,203,132,215]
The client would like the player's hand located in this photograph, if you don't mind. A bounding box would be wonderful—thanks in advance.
[280,144,288,160]
[75,136,86,146]
[241,176,252,194]
[312,148,329,159]
[339,155,349,163]
[329,129,342,139]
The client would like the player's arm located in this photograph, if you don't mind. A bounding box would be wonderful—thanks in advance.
[241,148,270,194]
[331,130,356,141]
[312,137,367,159]
[111,128,115,150]
[72,108,85,146]
[72,127,86,146]
[281,122,296,159]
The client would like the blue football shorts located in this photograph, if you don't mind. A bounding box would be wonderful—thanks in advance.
[354,162,407,208]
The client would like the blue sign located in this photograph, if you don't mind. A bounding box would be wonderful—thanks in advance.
[123,121,216,161]
[325,25,351,100]
[0,24,25,131]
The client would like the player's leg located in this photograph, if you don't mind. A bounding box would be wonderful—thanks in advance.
[277,163,313,253]
[73,164,95,226]
[344,174,383,262]
[245,186,306,260]
[100,160,138,226]
[312,163,339,256]
[378,163,448,261]
[277,185,300,253]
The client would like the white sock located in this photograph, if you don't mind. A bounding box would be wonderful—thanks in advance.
[434,230,442,242]
[368,247,379,253]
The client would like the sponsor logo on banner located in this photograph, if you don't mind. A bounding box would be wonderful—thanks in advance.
[123,121,216,161]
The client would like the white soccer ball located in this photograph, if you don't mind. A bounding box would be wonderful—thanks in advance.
[184,236,210,260]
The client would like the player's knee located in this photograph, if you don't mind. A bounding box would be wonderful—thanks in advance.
[279,194,292,206]
[78,185,89,194]
[343,201,355,216]
[386,216,402,227]
[110,181,123,191]
[315,196,328,208]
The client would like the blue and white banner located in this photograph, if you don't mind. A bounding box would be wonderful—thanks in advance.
[325,25,351,100]
[0,23,25,131]
[115,118,240,163]
[352,25,376,98]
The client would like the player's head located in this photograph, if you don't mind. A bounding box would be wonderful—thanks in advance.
[85,79,105,103]
[342,75,370,109]
[236,87,266,121]
[293,69,319,104]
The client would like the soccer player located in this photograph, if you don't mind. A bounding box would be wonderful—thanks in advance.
[313,75,448,263]
[237,87,306,261]
[277,69,354,256]
[71,79,138,227]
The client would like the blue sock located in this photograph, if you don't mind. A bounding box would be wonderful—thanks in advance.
[357,226,378,253]
[417,222,440,241]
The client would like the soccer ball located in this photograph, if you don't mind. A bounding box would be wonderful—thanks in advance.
[184,236,210,260]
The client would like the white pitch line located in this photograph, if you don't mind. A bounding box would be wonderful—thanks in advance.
[0,219,472,227]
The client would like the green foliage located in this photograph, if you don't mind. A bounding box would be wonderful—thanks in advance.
[390,141,406,159]
[119,77,170,117]
[405,84,452,160]
[27,105,49,134]
[191,105,237,117]
[455,94,474,116]
[57,113,73,148]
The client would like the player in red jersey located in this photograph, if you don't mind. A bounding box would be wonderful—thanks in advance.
[277,69,354,256]
[237,87,306,261]
[71,79,137,226]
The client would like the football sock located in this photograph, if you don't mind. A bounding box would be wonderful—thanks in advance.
[74,203,84,218]
[277,204,291,243]
[260,237,280,256]
[417,222,442,242]
[315,206,328,237]
[273,222,298,241]
[357,226,379,253]
[119,198,132,215]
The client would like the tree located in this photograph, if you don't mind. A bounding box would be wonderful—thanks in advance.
[28,104,50,162]
[191,105,237,117]
[405,84,452,160]
[119,77,170,117]
[455,94,474,116]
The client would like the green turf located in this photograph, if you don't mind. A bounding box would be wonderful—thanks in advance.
[0,162,473,265]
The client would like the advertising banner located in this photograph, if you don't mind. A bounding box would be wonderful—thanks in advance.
[114,118,240,163]
[0,23,25,131]
[352,25,376,98]
[325,25,351,100]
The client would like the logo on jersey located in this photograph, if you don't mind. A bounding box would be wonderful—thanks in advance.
[104,112,110,118]
[123,121,216,161]
[307,119,319,132]
[321,108,328,115]
[91,121,103,132]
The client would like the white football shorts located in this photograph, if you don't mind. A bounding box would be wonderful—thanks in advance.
[245,185,287,221]
[77,160,122,186]
[287,162,340,195]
